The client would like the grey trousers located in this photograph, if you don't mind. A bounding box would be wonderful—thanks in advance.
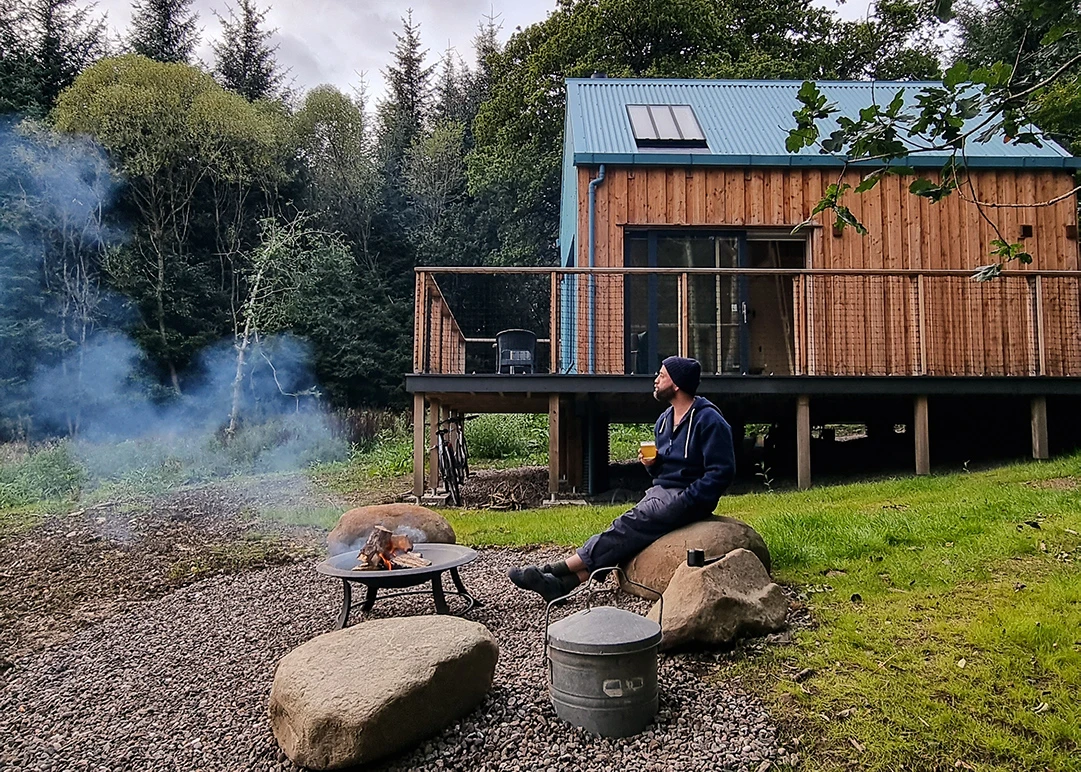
[576,486,709,571]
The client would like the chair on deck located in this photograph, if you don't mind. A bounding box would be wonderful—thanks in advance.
[496,329,536,374]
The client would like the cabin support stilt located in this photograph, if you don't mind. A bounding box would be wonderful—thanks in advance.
[428,398,442,491]
[914,395,930,475]
[413,393,426,496]
[796,395,811,490]
[549,394,561,494]
[1031,396,1049,460]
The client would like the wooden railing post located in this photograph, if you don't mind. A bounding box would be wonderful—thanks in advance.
[1034,275,1046,376]
[415,271,427,373]
[550,271,560,374]
[678,272,690,357]
[916,274,927,375]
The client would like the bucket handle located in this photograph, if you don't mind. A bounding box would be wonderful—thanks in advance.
[543,566,663,662]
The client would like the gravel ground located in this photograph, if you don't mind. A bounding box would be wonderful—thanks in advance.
[0,547,799,772]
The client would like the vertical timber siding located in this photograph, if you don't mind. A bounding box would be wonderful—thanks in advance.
[575,166,1081,375]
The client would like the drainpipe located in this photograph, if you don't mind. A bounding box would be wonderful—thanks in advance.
[587,164,606,373]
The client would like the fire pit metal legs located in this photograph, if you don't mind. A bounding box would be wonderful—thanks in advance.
[318,544,481,630]
[332,567,481,629]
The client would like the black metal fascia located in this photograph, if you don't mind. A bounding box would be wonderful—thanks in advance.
[405,374,1081,397]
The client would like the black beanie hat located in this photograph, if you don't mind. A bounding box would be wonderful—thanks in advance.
[662,356,701,394]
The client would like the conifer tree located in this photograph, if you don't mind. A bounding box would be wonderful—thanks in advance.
[23,0,107,114]
[376,10,435,181]
[127,0,198,64]
[211,0,283,101]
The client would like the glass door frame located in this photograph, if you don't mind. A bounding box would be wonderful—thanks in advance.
[623,229,751,375]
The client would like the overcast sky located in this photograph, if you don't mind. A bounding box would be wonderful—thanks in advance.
[96,0,877,102]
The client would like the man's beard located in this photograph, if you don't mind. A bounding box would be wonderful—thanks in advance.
[653,384,676,402]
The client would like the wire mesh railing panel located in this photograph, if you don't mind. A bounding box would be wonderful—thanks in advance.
[413,268,1081,378]
[418,272,553,374]
[1040,276,1081,376]
[923,276,1037,376]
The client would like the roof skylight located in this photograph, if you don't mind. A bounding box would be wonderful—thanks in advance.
[627,104,707,148]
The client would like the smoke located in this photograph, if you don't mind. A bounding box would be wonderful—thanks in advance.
[1,119,349,486]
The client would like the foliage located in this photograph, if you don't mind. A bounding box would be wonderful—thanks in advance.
[0,118,121,439]
[467,413,549,462]
[0,441,84,506]
[52,55,292,389]
[211,0,284,102]
[788,0,1081,276]
[1,0,108,117]
[126,0,199,64]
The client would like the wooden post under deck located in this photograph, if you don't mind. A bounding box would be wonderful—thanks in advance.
[796,395,811,490]
[428,398,441,491]
[549,394,561,495]
[1031,396,1049,460]
[413,393,426,496]
[914,395,930,475]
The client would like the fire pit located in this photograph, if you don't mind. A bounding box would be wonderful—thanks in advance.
[316,543,481,629]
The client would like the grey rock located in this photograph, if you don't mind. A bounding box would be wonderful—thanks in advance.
[620,517,772,598]
[268,616,497,770]
[647,549,787,650]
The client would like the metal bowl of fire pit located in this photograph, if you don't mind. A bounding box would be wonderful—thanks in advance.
[316,544,480,628]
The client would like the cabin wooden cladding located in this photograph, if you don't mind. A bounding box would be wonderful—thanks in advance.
[413,267,1081,378]
[566,165,1081,376]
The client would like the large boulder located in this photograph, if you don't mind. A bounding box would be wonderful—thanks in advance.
[327,503,455,556]
[619,516,771,598]
[646,548,787,650]
[268,616,498,770]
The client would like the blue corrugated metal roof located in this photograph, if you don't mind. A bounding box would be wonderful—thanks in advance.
[566,78,1080,168]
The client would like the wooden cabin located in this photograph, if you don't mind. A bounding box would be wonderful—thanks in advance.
[408,77,1081,496]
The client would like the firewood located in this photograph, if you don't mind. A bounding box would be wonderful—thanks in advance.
[390,553,432,569]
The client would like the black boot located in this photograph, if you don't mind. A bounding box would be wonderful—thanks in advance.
[508,566,580,603]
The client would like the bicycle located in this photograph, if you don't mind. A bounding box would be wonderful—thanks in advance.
[443,414,478,483]
[433,424,461,506]
[433,414,478,506]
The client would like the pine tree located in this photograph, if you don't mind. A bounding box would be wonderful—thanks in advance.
[433,47,468,126]
[376,10,435,181]
[127,0,198,64]
[211,0,283,101]
[23,0,107,114]
[0,0,34,113]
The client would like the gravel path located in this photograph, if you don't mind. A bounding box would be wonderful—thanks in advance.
[0,548,798,772]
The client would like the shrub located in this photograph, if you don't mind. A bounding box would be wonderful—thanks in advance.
[467,414,548,462]
[0,442,86,507]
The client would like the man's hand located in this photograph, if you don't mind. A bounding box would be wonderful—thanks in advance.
[638,449,657,468]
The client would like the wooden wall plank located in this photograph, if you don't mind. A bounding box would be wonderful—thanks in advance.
[576,165,1080,377]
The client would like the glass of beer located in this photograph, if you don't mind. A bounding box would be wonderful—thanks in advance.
[640,441,657,460]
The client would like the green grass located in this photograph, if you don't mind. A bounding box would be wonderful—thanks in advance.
[437,455,1081,771]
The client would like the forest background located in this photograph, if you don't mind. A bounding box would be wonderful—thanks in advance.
[1,0,1078,450]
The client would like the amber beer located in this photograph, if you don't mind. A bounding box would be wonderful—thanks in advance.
[639,441,657,460]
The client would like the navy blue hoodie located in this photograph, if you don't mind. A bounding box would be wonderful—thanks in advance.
[650,396,735,515]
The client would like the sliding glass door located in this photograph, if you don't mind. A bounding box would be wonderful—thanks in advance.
[624,231,749,375]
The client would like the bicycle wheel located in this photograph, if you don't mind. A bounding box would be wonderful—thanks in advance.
[457,429,470,480]
[440,445,461,506]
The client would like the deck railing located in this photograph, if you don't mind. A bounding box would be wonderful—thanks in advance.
[413,267,1081,378]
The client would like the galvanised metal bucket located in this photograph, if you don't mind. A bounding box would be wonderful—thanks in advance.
[545,568,662,738]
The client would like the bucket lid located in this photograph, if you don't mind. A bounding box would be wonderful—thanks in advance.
[547,606,661,655]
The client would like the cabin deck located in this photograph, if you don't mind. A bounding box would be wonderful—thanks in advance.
[408,266,1081,495]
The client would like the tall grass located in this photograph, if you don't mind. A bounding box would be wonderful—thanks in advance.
[0,442,85,507]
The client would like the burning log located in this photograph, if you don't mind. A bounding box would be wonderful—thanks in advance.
[352,525,432,571]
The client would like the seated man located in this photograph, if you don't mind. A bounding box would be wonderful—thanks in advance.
[509,356,735,602]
